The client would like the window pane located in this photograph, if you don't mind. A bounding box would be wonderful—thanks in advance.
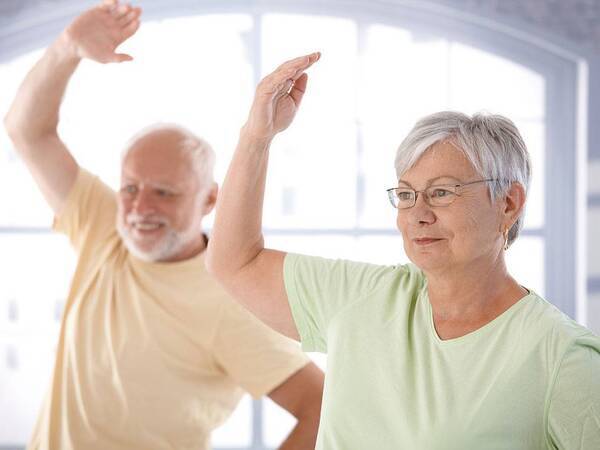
[360,25,450,123]
[355,234,407,265]
[358,25,451,229]
[61,14,255,189]
[210,394,252,447]
[449,42,545,120]
[0,49,51,228]
[506,236,545,296]
[265,234,356,260]
[263,396,296,447]
[0,337,57,445]
[514,120,545,228]
[0,233,73,445]
[262,15,359,229]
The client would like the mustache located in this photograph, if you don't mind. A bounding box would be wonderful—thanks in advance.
[125,213,169,226]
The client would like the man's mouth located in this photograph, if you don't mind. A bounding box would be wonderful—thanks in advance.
[133,222,163,230]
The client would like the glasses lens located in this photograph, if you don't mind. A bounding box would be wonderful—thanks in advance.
[387,190,398,208]
[395,189,415,209]
[426,186,457,206]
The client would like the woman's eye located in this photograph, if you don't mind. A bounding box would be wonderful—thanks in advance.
[431,188,452,198]
[156,189,172,197]
[397,191,414,201]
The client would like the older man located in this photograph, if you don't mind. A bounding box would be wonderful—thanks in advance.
[4,2,323,449]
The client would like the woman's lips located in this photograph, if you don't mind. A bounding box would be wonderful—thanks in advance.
[413,238,443,246]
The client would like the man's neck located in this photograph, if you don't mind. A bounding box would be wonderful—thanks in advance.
[164,233,208,263]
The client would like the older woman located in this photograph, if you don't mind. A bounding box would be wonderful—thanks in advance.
[207,53,600,449]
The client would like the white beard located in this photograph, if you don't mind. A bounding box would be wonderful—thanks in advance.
[116,214,198,262]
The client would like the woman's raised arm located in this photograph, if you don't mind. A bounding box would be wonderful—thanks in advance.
[206,52,320,340]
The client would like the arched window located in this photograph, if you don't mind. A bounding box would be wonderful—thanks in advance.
[0,3,582,448]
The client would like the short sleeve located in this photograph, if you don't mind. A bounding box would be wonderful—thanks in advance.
[547,333,600,449]
[212,299,310,399]
[283,253,398,353]
[53,167,118,253]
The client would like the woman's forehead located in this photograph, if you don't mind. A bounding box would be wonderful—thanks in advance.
[400,142,478,184]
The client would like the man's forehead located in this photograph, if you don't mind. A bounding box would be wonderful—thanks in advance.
[121,150,197,189]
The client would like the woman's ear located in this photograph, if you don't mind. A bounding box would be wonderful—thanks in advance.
[502,181,526,229]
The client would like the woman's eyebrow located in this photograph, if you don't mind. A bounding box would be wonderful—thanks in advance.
[398,175,463,187]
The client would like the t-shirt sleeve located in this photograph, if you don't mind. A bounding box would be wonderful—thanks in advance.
[283,252,398,353]
[212,299,310,399]
[547,333,600,449]
[53,167,118,253]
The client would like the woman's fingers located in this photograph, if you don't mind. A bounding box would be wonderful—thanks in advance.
[263,52,320,96]
[289,73,308,105]
[275,52,320,73]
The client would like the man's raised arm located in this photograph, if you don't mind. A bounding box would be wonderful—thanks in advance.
[3,0,141,215]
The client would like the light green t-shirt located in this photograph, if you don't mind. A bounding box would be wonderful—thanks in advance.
[284,253,600,450]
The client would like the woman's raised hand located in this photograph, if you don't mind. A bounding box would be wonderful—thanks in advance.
[242,52,321,141]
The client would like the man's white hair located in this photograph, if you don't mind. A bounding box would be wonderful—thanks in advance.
[394,111,531,247]
[122,123,216,187]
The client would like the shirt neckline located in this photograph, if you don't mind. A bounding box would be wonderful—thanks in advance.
[422,287,535,346]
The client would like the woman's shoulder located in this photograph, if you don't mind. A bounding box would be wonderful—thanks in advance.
[519,292,600,354]
[285,253,425,297]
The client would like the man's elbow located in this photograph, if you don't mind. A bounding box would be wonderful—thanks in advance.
[4,108,56,151]
[5,110,37,150]
[3,110,21,143]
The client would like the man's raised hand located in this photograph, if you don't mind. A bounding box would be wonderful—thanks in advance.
[64,0,142,63]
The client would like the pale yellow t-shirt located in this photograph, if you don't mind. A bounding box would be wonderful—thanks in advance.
[28,168,309,450]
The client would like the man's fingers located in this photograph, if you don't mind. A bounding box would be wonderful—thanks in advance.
[121,19,140,38]
[101,0,117,9]
[119,7,141,26]
[111,53,133,63]
[111,2,131,18]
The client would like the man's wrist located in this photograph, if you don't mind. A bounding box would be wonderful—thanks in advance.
[51,30,82,64]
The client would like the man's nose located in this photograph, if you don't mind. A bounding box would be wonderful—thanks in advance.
[132,189,155,215]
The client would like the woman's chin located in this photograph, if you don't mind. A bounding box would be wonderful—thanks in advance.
[407,251,450,272]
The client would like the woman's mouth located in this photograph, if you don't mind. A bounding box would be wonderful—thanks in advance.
[413,238,443,246]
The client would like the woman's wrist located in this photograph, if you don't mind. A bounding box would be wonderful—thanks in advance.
[239,126,273,153]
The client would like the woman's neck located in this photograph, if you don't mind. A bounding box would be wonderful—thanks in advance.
[425,256,528,335]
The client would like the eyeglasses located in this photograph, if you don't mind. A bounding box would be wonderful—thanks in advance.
[386,179,497,209]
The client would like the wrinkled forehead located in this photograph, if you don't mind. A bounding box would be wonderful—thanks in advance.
[399,141,480,186]
[121,130,198,188]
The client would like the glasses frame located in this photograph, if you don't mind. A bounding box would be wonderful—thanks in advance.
[386,179,497,209]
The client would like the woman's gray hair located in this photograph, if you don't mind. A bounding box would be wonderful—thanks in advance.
[122,123,215,188]
[394,111,531,247]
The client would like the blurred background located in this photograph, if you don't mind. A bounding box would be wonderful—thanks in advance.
[0,0,598,448]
